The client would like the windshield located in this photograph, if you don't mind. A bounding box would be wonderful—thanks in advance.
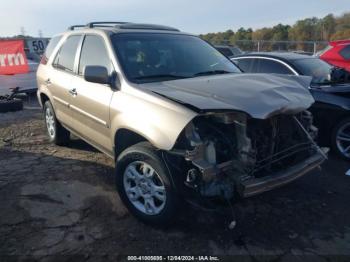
[111,33,240,83]
[292,58,332,84]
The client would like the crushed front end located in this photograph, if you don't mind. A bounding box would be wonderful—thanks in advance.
[166,111,327,204]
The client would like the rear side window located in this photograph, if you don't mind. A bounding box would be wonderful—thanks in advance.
[256,59,293,74]
[41,35,62,64]
[53,35,81,72]
[339,45,350,60]
[233,58,254,72]
[78,35,112,75]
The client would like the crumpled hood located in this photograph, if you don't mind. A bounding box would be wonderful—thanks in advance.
[140,73,314,119]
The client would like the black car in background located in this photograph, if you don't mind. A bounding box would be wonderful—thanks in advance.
[231,52,350,160]
[215,45,243,57]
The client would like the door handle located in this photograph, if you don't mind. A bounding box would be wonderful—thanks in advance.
[69,88,77,96]
[44,78,52,86]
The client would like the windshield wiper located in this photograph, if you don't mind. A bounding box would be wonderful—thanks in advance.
[133,74,190,80]
[193,70,232,77]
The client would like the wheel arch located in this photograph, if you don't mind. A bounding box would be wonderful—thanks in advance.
[40,93,50,106]
[114,128,149,159]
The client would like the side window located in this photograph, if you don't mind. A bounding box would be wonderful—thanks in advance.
[78,35,112,75]
[339,45,350,60]
[41,35,62,64]
[256,59,293,74]
[53,35,81,72]
[234,58,254,72]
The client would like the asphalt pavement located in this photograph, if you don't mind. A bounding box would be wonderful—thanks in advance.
[0,99,349,261]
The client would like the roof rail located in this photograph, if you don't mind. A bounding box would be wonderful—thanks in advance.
[68,22,180,32]
[86,21,129,28]
[68,25,85,30]
[117,23,180,32]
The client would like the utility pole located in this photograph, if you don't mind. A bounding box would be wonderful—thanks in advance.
[20,26,26,36]
[38,30,43,38]
[313,42,317,55]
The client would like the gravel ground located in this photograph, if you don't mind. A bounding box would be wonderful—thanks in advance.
[0,99,350,262]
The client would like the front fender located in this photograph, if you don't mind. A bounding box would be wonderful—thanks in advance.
[109,89,197,150]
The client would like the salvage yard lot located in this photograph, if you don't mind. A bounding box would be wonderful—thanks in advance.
[0,98,350,261]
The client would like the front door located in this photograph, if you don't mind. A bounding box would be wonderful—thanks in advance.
[69,34,114,155]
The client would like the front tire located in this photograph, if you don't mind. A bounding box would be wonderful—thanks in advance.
[331,117,350,160]
[43,100,70,146]
[116,142,179,226]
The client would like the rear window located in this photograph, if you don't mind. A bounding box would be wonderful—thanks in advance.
[292,58,332,84]
[230,47,243,56]
[53,35,81,73]
[217,47,233,57]
[41,35,62,64]
[339,45,350,60]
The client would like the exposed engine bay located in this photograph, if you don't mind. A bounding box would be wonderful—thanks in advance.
[167,111,326,202]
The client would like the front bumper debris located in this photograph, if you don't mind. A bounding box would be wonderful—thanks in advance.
[238,149,327,198]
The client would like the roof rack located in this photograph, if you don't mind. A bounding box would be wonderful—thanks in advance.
[86,21,129,28]
[117,23,180,32]
[67,25,85,30]
[67,22,180,32]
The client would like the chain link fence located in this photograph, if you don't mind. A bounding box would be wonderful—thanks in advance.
[218,40,329,55]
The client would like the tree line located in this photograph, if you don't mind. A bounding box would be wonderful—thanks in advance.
[200,12,350,51]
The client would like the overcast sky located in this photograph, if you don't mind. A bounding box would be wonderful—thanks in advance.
[2,0,350,37]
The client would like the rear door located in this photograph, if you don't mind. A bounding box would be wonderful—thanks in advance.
[69,34,115,155]
[49,34,82,126]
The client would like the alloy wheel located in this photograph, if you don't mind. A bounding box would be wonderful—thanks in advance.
[123,161,166,215]
[45,107,55,138]
[336,121,350,159]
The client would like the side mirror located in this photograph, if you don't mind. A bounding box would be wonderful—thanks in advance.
[84,66,109,85]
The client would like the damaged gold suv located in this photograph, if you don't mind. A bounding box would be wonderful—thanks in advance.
[37,22,327,225]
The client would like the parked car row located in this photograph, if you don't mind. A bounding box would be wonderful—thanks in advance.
[318,39,350,72]
[231,52,350,160]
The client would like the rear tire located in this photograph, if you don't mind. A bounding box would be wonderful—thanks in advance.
[115,142,180,226]
[331,117,350,160]
[43,100,70,146]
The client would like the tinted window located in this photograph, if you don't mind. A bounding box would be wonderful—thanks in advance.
[111,33,240,83]
[217,47,233,57]
[78,35,112,75]
[292,58,332,84]
[339,45,350,60]
[233,58,254,72]
[256,59,293,74]
[230,46,243,56]
[41,35,62,64]
[53,35,81,72]
[44,36,62,60]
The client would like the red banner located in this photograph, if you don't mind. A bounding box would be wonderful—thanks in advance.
[0,40,29,75]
